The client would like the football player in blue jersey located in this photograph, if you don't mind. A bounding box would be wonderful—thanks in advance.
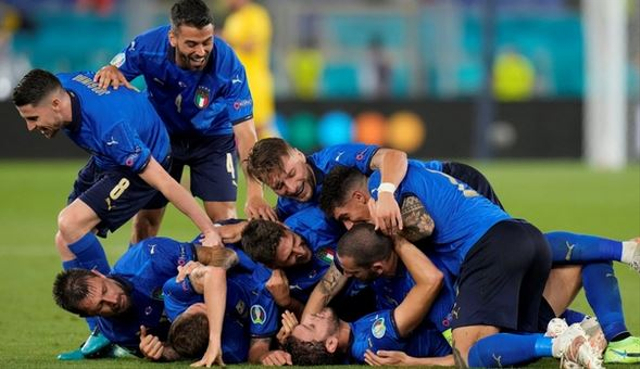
[94,0,275,243]
[246,137,409,234]
[51,237,236,360]
[139,260,288,366]
[318,165,637,366]
[12,68,223,355]
[12,69,223,271]
[282,233,455,365]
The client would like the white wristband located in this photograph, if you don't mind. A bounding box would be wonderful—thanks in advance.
[378,182,396,194]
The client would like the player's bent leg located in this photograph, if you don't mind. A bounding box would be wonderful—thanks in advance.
[57,199,102,246]
[451,325,499,366]
[130,207,166,244]
[543,265,583,316]
[204,201,237,222]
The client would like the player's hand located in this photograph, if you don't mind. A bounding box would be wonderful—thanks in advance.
[176,261,203,282]
[260,350,292,366]
[200,230,223,248]
[191,339,225,367]
[371,192,403,236]
[139,325,164,361]
[94,65,137,91]
[217,222,245,244]
[245,196,278,222]
[266,269,291,307]
[364,349,413,366]
[276,310,299,345]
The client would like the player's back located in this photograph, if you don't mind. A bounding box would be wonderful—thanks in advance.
[57,71,170,171]
[369,160,510,275]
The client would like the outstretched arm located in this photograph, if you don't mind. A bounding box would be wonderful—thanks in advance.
[138,157,221,247]
[392,236,443,338]
[364,350,454,367]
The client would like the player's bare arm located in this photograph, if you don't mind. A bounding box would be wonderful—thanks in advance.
[369,148,408,235]
[364,349,454,367]
[138,157,222,247]
[392,235,443,338]
[302,261,348,319]
[234,119,277,221]
[399,195,435,242]
[196,246,239,270]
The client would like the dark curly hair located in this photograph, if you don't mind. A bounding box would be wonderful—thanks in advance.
[170,0,214,30]
[240,219,286,267]
[52,269,94,316]
[283,335,343,365]
[12,69,62,107]
[167,312,209,358]
[319,165,368,217]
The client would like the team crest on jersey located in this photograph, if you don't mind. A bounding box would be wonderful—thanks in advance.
[250,305,266,325]
[110,52,126,68]
[371,317,386,339]
[316,248,335,264]
[194,86,211,109]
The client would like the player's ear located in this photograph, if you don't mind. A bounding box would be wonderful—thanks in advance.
[353,190,367,204]
[371,262,385,276]
[325,336,339,354]
[168,29,177,47]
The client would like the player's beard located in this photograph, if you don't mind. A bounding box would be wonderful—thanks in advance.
[109,277,135,319]
[176,48,210,71]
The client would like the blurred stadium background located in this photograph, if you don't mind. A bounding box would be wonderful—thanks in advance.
[0,0,638,368]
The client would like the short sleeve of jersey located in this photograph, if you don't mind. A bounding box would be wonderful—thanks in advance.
[248,288,279,338]
[350,310,405,363]
[163,277,203,321]
[147,238,195,275]
[101,122,151,173]
[310,143,379,175]
[111,36,145,81]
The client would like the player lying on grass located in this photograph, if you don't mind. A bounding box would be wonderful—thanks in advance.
[315,164,640,366]
[138,258,287,366]
[52,236,236,360]
[94,0,274,243]
[283,228,603,368]
[12,68,223,351]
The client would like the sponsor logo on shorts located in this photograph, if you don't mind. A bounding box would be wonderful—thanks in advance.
[371,317,386,339]
[250,305,266,325]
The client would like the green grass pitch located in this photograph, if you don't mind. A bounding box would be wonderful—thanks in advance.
[0,160,637,369]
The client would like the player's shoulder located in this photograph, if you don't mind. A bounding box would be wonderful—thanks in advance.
[130,25,170,53]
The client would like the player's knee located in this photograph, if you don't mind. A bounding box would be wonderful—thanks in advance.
[57,208,87,240]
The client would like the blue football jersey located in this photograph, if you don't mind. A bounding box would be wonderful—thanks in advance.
[349,310,451,363]
[276,143,443,220]
[163,270,278,362]
[370,257,456,333]
[368,160,510,276]
[112,25,253,136]
[96,237,195,347]
[281,207,343,302]
[58,72,170,173]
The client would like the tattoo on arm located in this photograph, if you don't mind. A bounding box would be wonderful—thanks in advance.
[318,263,345,306]
[400,195,435,242]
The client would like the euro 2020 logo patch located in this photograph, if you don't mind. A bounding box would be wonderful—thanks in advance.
[250,304,266,325]
[194,86,211,109]
[371,317,386,339]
